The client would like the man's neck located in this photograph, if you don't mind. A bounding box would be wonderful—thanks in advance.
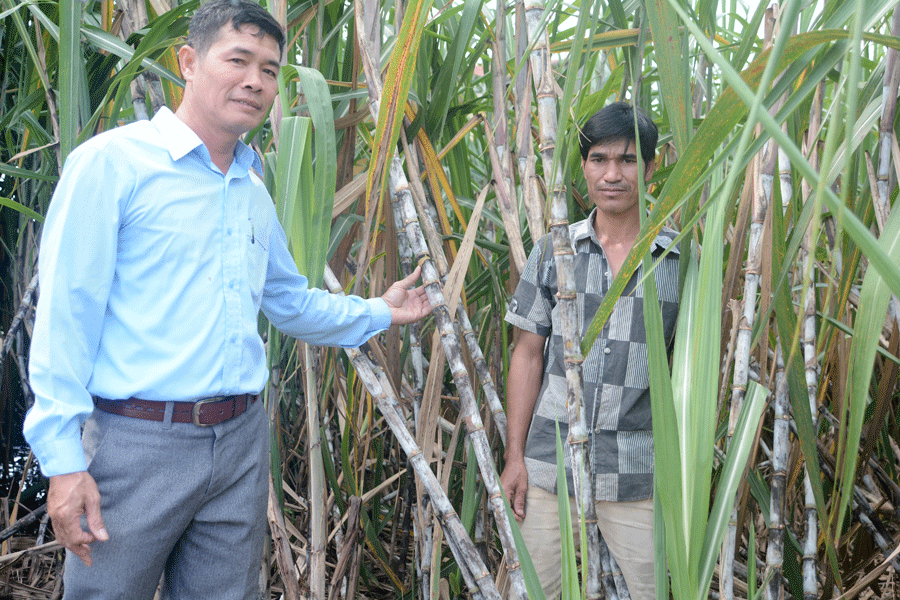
[174,105,239,174]
[593,209,640,278]
[593,209,640,246]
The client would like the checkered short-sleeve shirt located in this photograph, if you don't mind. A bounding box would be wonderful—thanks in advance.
[505,210,680,502]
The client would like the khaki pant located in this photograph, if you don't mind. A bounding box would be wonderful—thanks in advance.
[514,484,655,600]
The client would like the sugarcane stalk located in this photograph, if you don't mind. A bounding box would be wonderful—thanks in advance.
[394,143,509,442]
[812,408,900,572]
[389,163,529,599]
[491,0,527,276]
[597,533,620,600]
[324,266,501,600]
[388,158,433,600]
[513,1,545,241]
[354,11,528,595]
[399,120,513,598]
[721,110,775,600]
[414,496,434,600]
[877,8,900,211]
[722,10,785,599]
[302,342,326,600]
[455,308,508,445]
[764,343,789,600]
[523,1,605,597]
[873,7,900,347]
[799,77,826,600]
[119,0,166,115]
[269,475,303,600]
[388,147,436,600]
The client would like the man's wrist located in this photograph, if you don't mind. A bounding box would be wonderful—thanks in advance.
[503,449,526,462]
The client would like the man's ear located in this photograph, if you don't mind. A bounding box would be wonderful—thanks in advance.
[644,157,657,182]
[178,44,198,82]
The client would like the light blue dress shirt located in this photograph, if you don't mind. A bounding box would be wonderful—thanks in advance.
[24,108,391,477]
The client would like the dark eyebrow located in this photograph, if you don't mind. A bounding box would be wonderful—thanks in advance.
[587,150,638,161]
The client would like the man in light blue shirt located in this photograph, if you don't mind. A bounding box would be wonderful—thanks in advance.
[22,1,431,597]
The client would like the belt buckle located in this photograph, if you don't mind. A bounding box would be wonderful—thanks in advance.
[192,396,224,427]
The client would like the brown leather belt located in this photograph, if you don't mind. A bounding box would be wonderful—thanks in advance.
[93,394,258,427]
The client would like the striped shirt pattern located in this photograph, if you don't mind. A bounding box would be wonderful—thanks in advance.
[505,211,680,502]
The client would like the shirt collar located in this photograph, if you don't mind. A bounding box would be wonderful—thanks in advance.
[572,207,680,256]
[150,107,263,174]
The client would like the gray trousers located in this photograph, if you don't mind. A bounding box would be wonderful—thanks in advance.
[63,399,270,600]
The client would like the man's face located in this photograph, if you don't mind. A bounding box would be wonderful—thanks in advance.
[581,139,656,218]
[179,23,281,138]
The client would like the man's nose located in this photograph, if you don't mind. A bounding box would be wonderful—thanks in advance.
[602,160,622,181]
[243,68,263,90]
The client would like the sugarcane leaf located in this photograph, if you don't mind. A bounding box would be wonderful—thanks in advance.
[555,422,580,600]
[580,28,895,358]
[0,196,43,222]
[58,0,86,163]
[274,116,314,274]
[282,65,337,289]
[698,381,768,597]
[833,182,900,545]
[644,0,691,153]
[364,0,434,257]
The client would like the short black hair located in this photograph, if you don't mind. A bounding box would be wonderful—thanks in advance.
[186,0,285,57]
[579,101,658,164]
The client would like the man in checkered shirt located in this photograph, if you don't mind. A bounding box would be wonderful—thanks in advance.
[501,102,680,600]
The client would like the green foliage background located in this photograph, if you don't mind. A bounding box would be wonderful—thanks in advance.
[1,0,900,598]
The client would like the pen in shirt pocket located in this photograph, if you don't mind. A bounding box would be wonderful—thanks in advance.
[250,218,255,244]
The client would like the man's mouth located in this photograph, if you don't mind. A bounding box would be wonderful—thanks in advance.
[233,98,261,110]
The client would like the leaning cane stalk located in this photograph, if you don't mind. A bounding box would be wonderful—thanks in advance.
[388,162,529,599]
[355,13,528,596]
[399,132,510,442]
[388,162,433,600]
[395,130,511,447]
[324,265,501,599]
[455,307,508,445]
[597,534,621,600]
[524,2,602,597]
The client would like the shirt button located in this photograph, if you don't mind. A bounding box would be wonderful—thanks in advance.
[604,347,611,354]
[230,334,238,343]
[229,280,235,289]
[227,228,233,235]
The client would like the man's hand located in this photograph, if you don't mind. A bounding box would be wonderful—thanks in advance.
[500,458,528,522]
[382,265,433,325]
[48,471,109,566]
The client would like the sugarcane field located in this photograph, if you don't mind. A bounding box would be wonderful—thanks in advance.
[2,0,900,598]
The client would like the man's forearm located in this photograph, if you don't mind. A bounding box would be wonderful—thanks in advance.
[504,330,546,461]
